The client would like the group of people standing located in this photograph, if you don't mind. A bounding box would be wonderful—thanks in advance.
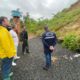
[0,17,29,80]
[0,16,57,80]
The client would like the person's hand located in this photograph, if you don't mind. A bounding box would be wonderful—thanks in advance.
[49,46,55,51]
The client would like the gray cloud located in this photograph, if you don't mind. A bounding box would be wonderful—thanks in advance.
[0,0,78,19]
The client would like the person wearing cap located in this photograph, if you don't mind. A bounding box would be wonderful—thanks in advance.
[42,26,57,70]
[0,17,16,80]
[9,24,20,66]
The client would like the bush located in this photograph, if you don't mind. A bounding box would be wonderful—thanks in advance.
[62,34,80,51]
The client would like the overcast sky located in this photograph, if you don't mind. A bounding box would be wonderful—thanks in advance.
[0,0,78,19]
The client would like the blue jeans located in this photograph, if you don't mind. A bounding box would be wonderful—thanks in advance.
[44,52,51,67]
[1,57,13,80]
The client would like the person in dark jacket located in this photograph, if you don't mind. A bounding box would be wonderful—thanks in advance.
[42,26,57,70]
[21,27,30,54]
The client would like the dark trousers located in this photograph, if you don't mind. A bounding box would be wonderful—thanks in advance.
[44,52,51,67]
[22,39,29,53]
[1,57,13,79]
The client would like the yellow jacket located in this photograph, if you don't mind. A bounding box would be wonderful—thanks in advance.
[0,26,16,59]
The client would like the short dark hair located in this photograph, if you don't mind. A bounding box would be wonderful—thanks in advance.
[0,16,7,25]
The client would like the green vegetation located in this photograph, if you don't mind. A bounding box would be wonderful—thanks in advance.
[49,8,80,31]
[62,34,80,51]
[23,3,80,52]
[24,8,80,36]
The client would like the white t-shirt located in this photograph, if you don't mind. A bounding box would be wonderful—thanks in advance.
[10,30,19,47]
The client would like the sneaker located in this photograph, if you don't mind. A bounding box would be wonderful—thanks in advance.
[12,62,17,66]
[9,72,13,77]
[14,56,20,59]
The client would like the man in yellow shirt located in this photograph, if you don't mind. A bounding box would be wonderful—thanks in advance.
[0,17,16,80]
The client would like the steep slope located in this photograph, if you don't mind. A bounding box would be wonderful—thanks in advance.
[49,0,80,39]
[25,0,80,39]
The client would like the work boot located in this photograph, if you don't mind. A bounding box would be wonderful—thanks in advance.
[43,65,49,71]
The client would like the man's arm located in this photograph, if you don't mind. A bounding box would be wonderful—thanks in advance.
[42,33,50,47]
